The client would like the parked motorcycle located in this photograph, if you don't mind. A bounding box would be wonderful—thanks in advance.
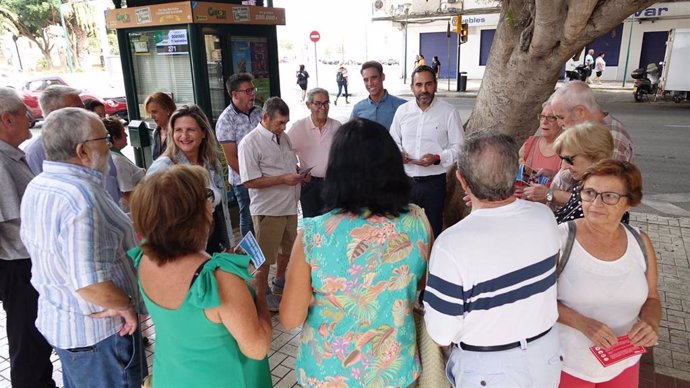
[565,64,589,82]
[631,62,663,102]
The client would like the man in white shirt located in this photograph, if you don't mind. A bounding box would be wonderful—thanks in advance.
[287,88,341,218]
[390,65,463,236]
[423,130,561,387]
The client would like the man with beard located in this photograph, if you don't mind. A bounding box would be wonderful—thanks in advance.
[350,60,406,130]
[390,65,464,236]
[287,88,341,218]
[20,108,146,387]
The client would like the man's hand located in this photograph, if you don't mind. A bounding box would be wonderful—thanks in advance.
[402,151,413,164]
[522,183,548,202]
[90,306,138,336]
[301,172,312,185]
[282,173,302,186]
[416,154,439,167]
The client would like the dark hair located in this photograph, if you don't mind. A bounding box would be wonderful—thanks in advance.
[299,64,305,71]
[263,97,290,119]
[411,65,437,85]
[456,129,519,201]
[225,73,254,94]
[581,159,643,206]
[102,116,125,140]
[597,52,605,57]
[84,98,104,112]
[144,92,176,114]
[323,118,410,216]
[131,165,212,265]
[360,60,383,75]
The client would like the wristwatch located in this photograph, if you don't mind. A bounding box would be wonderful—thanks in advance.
[433,154,441,165]
[546,188,554,204]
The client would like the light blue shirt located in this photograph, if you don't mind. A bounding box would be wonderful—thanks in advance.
[20,161,139,349]
[350,90,407,130]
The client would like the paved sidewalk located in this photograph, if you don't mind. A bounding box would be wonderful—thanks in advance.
[0,212,688,387]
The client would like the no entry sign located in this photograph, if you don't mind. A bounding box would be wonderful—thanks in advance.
[309,31,320,43]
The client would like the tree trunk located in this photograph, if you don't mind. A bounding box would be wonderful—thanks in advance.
[465,0,658,143]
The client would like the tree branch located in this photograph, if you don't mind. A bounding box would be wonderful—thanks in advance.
[562,0,599,46]
[530,0,566,56]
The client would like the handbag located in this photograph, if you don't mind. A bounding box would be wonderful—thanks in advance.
[413,307,450,388]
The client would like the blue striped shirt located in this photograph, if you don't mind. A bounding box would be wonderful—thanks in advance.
[423,200,560,347]
[20,161,139,349]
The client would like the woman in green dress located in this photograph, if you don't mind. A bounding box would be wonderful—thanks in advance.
[129,164,272,387]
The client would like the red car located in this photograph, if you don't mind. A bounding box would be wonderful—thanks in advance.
[20,76,128,120]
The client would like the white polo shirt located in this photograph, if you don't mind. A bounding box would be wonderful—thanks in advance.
[389,97,464,177]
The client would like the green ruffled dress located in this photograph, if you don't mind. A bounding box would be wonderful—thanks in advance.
[129,248,271,388]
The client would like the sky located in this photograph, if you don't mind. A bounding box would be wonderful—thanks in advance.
[273,0,403,63]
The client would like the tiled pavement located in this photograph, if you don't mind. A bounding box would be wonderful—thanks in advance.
[1,212,688,387]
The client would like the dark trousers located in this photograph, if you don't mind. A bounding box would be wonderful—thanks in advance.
[411,173,446,237]
[336,82,349,100]
[0,259,56,388]
[300,179,326,218]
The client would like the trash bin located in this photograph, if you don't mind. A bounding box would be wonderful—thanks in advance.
[457,71,468,92]
[128,120,154,169]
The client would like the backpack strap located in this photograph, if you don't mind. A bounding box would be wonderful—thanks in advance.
[557,221,576,277]
[622,223,649,273]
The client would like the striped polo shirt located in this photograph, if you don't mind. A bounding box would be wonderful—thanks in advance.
[423,199,560,347]
[20,161,139,349]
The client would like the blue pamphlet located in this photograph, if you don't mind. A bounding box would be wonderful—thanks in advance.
[236,232,266,274]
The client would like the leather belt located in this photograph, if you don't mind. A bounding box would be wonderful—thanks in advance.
[459,327,552,352]
[411,173,445,182]
[310,176,325,181]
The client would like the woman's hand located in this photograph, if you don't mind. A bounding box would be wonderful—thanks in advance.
[579,316,619,349]
[628,318,659,347]
[522,183,548,203]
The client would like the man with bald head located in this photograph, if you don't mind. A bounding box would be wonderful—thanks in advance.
[0,87,57,388]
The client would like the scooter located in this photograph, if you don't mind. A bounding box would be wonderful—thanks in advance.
[565,64,589,82]
[631,62,663,102]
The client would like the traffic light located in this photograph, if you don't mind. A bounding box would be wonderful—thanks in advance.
[460,23,469,44]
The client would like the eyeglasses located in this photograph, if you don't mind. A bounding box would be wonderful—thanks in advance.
[234,87,257,95]
[580,188,630,205]
[559,154,578,165]
[538,114,558,123]
[310,101,330,108]
[82,134,112,147]
[554,114,565,121]
[206,188,215,204]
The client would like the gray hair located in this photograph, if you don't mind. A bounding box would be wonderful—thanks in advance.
[0,87,24,115]
[42,108,100,162]
[550,81,601,113]
[306,88,329,104]
[456,129,519,201]
[263,97,289,119]
[39,85,81,117]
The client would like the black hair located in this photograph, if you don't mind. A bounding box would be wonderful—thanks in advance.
[225,73,254,94]
[360,60,383,75]
[323,118,411,217]
[411,65,437,84]
[84,98,104,112]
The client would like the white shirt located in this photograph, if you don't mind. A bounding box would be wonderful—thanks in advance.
[556,223,648,382]
[238,124,300,216]
[423,200,559,347]
[286,116,341,178]
[389,97,463,177]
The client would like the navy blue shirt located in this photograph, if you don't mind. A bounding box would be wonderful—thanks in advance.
[350,90,406,130]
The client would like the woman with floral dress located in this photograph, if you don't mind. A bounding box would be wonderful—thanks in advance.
[280,118,432,388]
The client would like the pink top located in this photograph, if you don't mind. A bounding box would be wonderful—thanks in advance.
[286,116,342,178]
[522,136,561,176]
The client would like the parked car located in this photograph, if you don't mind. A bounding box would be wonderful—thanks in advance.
[20,75,128,120]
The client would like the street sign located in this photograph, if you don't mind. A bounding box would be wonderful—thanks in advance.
[309,31,320,43]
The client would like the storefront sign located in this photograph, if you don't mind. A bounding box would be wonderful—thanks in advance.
[105,2,193,29]
[192,2,286,25]
[451,14,499,28]
[629,2,690,19]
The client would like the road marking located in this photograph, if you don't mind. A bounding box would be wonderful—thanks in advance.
[641,200,690,217]
[666,125,690,128]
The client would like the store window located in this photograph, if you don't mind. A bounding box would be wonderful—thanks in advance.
[129,28,193,116]
[204,34,225,121]
[230,36,270,106]
[479,29,496,66]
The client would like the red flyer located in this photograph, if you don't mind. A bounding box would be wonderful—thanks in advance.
[589,336,647,367]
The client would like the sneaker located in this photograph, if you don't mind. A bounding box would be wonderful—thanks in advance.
[272,278,285,295]
[266,292,281,313]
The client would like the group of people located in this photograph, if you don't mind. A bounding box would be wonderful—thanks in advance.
[0,56,659,388]
[584,48,607,84]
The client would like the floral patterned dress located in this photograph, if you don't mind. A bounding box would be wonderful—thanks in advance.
[296,205,430,388]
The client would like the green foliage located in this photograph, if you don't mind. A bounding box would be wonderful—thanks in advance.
[0,0,59,37]
[108,32,120,55]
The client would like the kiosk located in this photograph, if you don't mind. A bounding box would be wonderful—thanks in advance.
[106,1,285,167]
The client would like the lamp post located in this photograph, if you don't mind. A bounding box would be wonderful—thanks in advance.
[12,34,23,71]
[402,3,411,83]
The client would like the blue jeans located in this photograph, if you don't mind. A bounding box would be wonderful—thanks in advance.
[54,330,147,388]
[233,184,254,237]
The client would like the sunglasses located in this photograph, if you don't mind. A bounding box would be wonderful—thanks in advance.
[206,188,215,204]
[559,154,577,165]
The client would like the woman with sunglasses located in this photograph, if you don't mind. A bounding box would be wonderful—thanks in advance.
[536,122,613,224]
[129,165,271,387]
[556,160,660,387]
[147,104,234,253]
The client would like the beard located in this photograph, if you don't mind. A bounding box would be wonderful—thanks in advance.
[91,151,111,176]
